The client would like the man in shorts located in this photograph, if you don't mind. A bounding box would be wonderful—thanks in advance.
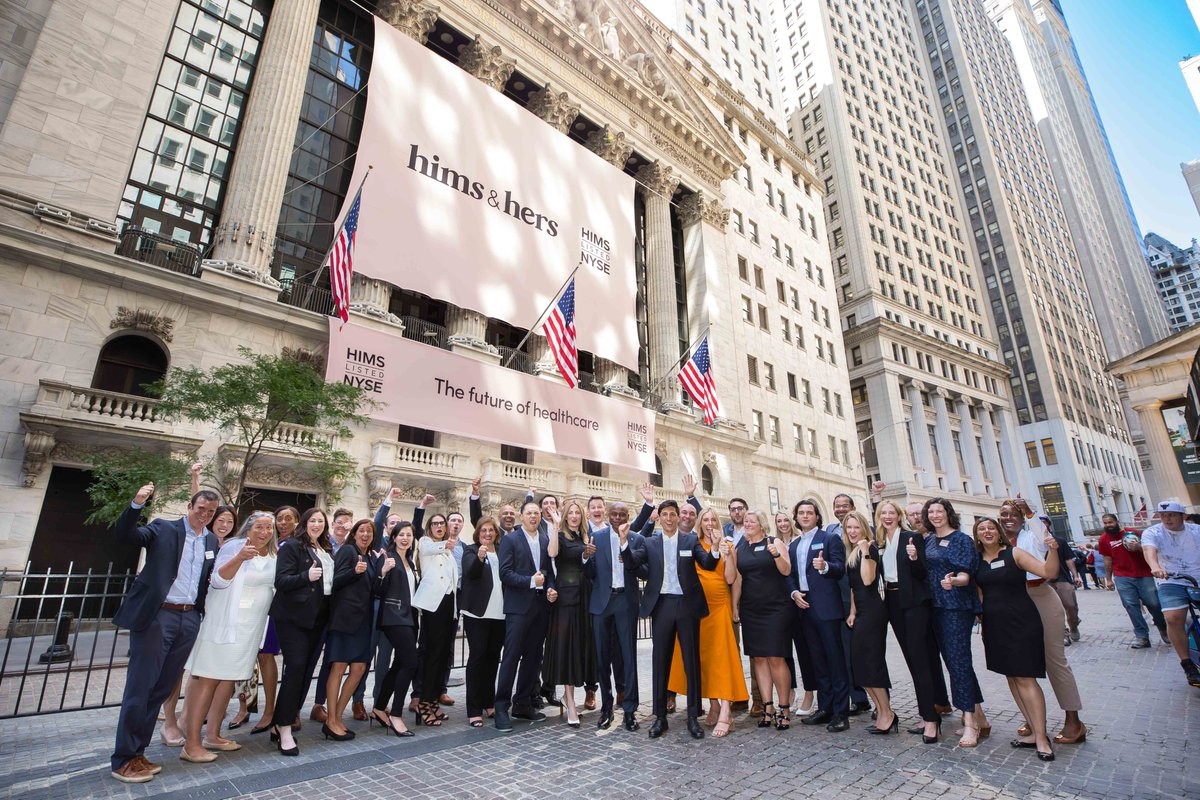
[1141,500,1200,688]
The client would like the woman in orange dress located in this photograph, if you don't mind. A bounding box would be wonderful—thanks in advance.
[668,508,748,737]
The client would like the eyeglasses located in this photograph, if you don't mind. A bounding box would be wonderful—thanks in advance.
[728,505,746,512]
[431,521,446,526]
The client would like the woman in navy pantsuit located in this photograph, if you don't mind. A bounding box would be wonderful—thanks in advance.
[924,498,990,748]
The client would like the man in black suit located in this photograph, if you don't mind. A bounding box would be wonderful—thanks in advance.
[110,482,219,783]
[493,501,558,732]
[638,499,718,739]
[584,502,646,731]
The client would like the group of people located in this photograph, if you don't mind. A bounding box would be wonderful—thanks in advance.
[108,469,1200,784]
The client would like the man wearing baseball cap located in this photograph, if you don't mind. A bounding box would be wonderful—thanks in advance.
[1140,500,1200,688]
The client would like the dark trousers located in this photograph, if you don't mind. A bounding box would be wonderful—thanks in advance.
[784,607,815,691]
[494,597,551,712]
[593,589,638,714]
[111,608,200,770]
[464,616,505,716]
[650,596,701,718]
[801,610,849,715]
[369,600,394,705]
[933,608,984,713]
[376,624,418,715]
[840,620,869,705]
[419,594,456,703]
[885,593,941,723]
[273,617,327,726]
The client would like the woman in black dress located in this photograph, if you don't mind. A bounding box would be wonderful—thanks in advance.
[323,519,376,741]
[544,500,597,727]
[372,521,417,738]
[842,510,896,734]
[722,509,792,729]
[972,517,1060,762]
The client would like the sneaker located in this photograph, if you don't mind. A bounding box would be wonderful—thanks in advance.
[111,760,155,784]
[1182,660,1200,688]
[1130,638,1152,649]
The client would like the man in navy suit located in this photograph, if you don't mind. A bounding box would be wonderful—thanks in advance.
[110,482,219,783]
[638,499,718,740]
[584,501,646,731]
[787,498,850,732]
[493,501,558,732]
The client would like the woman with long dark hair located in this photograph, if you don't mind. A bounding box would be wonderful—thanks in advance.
[322,519,377,741]
[543,501,598,728]
[371,521,418,738]
[268,508,333,755]
[461,517,506,727]
[411,513,459,726]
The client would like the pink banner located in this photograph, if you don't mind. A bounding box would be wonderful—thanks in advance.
[339,18,639,370]
[328,321,656,471]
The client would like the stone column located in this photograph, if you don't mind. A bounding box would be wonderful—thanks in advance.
[205,0,322,290]
[956,398,986,496]
[865,371,915,492]
[446,306,498,360]
[637,161,680,399]
[930,389,962,492]
[978,402,1007,497]
[378,0,440,42]
[528,333,567,384]
[349,274,402,324]
[456,35,515,90]
[526,84,580,133]
[595,357,640,401]
[584,125,634,168]
[906,381,936,489]
[1135,399,1190,503]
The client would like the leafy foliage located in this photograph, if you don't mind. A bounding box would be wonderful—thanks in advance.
[85,450,193,526]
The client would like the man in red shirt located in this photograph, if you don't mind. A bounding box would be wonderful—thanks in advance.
[1097,513,1168,648]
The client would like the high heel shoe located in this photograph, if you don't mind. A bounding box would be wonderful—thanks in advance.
[418,701,443,727]
[1053,723,1087,744]
[868,712,899,734]
[713,715,734,738]
[958,724,980,748]
[566,712,581,729]
[389,719,415,738]
[774,708,791,730]
[321,723,355,742]
[274,729,298,757]
[922,720,942,744]
[370,708,391,728]
[269,726,280,743]
[758,703,775,728]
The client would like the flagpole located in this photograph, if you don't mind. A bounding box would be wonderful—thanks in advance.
[645,324,711,395]
[502,263,582,370]
[308,165,372,290]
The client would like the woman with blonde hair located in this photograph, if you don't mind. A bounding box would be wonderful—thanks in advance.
[544,500,597,727]
[841,510,896,734]
[669,508,747,736]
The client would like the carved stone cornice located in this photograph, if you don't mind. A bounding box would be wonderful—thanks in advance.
[110,307,175,342]
[650,131,724,190]
[636,161,678,199]
[457,35,516,91]
[584,125,633,168]
[526,83,580,133]
[677,192,729,231]
[379,0,440,43]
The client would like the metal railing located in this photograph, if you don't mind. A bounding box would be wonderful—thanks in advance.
[400,316,449,349]
[116,227,203,276]
[278,276,335,316]
[497,345,535,374]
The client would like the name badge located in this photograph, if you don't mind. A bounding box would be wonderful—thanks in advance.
[811,543,824,551]
[205,551,215,560]
[989,560,1005,570]
[754,545,766,552]
[939,540,950,548]
[681,550,693,558]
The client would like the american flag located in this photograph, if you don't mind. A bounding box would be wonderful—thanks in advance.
[542,277,577,388]
[327,187,362,324]
[679,336,720,424]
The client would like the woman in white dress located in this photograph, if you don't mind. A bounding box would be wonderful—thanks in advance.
[179,511,277,763]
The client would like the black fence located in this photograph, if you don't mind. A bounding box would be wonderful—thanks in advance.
[0,563,653,720]
[116,227,203,276]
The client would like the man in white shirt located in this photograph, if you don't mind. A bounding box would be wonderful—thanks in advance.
[1141,500,1200,688]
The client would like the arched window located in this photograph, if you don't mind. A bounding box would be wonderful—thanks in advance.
[650,455,663,488]
[701,464,714,495]
[91,335,168,397]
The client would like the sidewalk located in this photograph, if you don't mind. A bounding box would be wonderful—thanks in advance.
[1,588,1195,800]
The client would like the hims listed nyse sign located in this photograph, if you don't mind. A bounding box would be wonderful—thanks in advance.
[407,143,613,274]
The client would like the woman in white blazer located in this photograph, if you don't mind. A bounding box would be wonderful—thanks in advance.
[411,513,459,726]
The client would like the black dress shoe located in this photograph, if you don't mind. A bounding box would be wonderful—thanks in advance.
[801,710,833,726]
[826,715,850,732]
[512,708,547,722]
[532,695,546,710]
[598,709,614,730]
[541,692,563,708]
[686,716,704,739]
[623,712,640,732]
[494,710,513,732]
[648,717,668,739]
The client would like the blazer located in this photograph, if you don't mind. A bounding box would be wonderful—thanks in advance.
[637,530,717,619]
[328,544,374,634]
[629,496,703,535]
[270,538,332,629]
[497,527,556,615]
[112,504,219,632]
[584,527,647,616]
[460,543,501,618]
[374,548,418,627]
[787,529,847,622]
[884,528,931,609]
[412,537,459,613]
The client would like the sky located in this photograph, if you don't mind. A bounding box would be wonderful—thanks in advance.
[1058,0,1200,245]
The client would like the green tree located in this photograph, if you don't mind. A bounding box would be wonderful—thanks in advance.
[87,347,373,522]
[85,450,193,525]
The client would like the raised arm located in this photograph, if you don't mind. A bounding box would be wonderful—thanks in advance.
[113,483,157,547]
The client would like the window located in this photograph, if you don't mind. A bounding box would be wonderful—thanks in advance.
[802,378,812,405]
[701,464,714,494]
[501,444,530,463]
[769,416,781,445]
[742,296,753,322]
[1041,438,1058,466]
[398,424,436,447]
[764,362,776,390]
[758,304,770,330]
[752,410,764,441]
[582,458,603,477]
[651,455,663,488]
[91,335,169,397]
[822,387,832,413]
[807,427,818,455]
[787,373,798,400]
[1025,441,1040,468]
[793,423,803,452]
[754,265,765,290]
[747,355,759,384]
[829,435,839,462]
[738,255,749,281]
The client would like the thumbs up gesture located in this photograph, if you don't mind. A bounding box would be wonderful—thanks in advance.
[905,539,917,561]
[940,572,955,591]
[381,555,396,576]
[767,539,779,558]
[134,482,155,505]
[355,556,367,574]
[812,550,826,573]
[239,542,258,562]
[308,563,323,582]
